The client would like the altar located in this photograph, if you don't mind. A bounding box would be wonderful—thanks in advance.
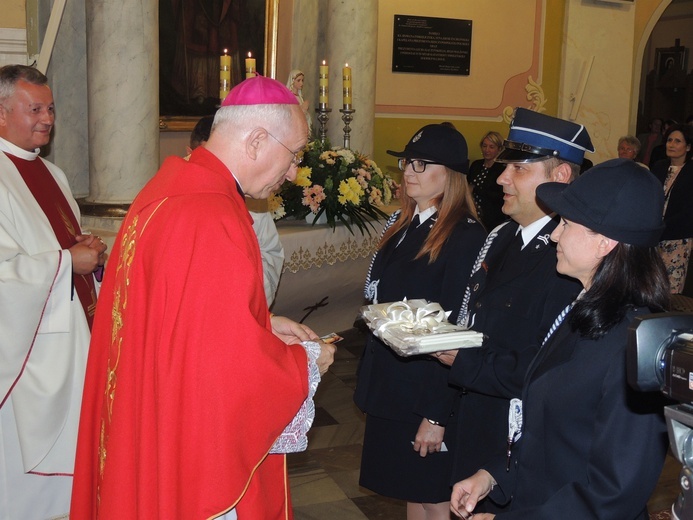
[270,217,388,335]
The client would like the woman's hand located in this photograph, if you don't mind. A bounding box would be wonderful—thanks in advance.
[450,470,496,518]
[434,349,458,366]
[413,418,444,457]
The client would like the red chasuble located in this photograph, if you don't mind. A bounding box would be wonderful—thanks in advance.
[71,147,308,519]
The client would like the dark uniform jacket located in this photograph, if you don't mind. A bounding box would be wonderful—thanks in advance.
[447,218,582,500]
[484,307,668,520]
[354,211,486,424]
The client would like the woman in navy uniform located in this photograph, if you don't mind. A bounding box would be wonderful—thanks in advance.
[451,159,670,520]
[354,124,486,520]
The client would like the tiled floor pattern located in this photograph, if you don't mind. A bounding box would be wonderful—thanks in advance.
[287,327,679,519]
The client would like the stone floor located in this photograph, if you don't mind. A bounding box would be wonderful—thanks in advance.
[287,327,680,519]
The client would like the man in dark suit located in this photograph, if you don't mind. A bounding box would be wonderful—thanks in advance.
[436,108,591,514]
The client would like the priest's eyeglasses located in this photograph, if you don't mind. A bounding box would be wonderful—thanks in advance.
[398,158,441,173]
[267,130,303,166]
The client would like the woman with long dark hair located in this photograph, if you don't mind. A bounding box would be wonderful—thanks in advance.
[450,159,670,520]
[651,123,693,293]
[355,124,486,520]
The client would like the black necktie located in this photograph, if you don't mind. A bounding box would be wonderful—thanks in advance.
[513,229,524,251]
[396,214,421,247]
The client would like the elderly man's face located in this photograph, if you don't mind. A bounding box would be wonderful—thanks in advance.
[248,105,308,200]
[0,80,54,151]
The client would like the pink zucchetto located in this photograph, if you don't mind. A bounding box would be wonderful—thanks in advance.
[221,75,299,106]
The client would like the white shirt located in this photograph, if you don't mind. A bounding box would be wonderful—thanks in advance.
[517,214,553,249]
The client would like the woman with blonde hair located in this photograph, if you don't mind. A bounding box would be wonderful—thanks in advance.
[468,131,506,230]
[356,124,487,520]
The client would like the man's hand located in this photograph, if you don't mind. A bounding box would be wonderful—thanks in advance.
[269,315,336,375]
[413,418,444,457]
[270,315,319,344]
[70,236,105,275]
[450,470,496,519]
[316,341,336,375]
[75,233,108,268]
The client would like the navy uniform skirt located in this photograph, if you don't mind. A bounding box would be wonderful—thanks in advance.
[359,414,452,503]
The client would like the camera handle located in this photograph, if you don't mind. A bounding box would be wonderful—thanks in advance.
[665,404,693,520]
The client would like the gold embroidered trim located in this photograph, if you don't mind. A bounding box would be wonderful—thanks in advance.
[283,234,380,274]
[98,214,138,489]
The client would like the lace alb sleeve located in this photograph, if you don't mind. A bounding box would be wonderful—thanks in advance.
[269,340,322,454]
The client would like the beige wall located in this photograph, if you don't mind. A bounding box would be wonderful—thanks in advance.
[376,1,541,116]
[373,0,565,175]
[559,0,638,164]
[5,0,25,29]
[372,0,679,173]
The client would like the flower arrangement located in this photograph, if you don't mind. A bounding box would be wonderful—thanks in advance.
[269,139,399,235]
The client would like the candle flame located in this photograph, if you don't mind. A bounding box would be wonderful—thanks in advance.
[223,48,228,55]
[345,63,349,67]
[322,60,326,65]
[248,52,252,58]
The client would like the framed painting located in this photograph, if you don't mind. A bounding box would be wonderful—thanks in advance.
[656,45,688,78]
[159,0,279,131]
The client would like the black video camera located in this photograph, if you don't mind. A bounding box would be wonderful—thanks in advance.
[627,312,693,520]
[628,313,693,402]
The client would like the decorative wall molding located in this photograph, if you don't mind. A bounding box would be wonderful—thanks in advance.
[0,28,28,67]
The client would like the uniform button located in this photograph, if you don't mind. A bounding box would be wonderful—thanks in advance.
[473,283,480,291]
[475,302,482,309]
[505,301,512,308]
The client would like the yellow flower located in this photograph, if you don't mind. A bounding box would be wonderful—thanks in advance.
[295,166,312,187]
[268,194,286,220]
[337,177,364,206]
[383,182,392,204]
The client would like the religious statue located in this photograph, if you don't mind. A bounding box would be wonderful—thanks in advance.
[287,69,312,132]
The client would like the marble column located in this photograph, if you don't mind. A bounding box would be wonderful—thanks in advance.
[290,0,319,105]
[325,0,377,156]
[84,0,159,211]
[43,0,89,198]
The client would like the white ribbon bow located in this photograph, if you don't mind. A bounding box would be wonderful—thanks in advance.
[365,299,457,337]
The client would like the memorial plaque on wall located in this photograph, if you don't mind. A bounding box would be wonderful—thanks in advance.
[392,15,472,76]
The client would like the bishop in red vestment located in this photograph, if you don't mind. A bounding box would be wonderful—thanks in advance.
[71,76,333,519]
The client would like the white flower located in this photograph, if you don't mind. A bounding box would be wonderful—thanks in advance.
[335,148,356,165]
